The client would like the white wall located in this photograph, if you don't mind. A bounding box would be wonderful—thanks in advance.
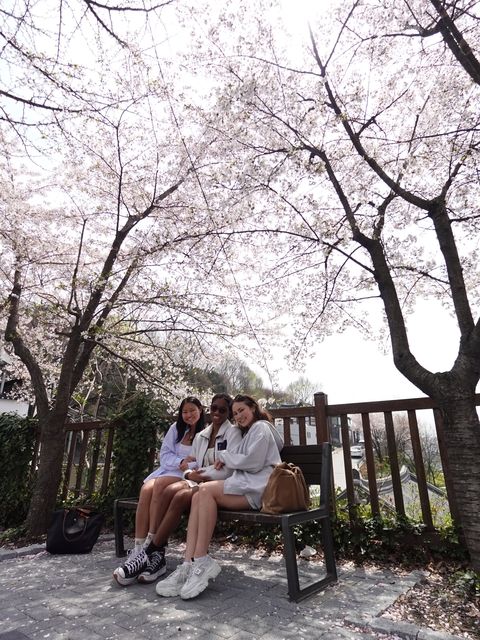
[0,399,30,417]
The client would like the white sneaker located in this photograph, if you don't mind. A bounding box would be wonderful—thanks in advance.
[155,562,191,597]
[179,556,221,599]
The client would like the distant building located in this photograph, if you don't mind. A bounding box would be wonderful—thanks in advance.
[0,398,29,416]
[0,348,30,417]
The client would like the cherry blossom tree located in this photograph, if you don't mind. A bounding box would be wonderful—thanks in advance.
[191,0,480,567]
[0,1,251,535]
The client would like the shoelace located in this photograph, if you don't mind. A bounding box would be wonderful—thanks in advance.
[147,552,163,569]
[124,550,146,572]
[169,563,190,581]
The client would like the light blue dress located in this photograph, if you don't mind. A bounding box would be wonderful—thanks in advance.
[143,423,194,483]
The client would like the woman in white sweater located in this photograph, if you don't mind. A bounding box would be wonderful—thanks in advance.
[157,394,281,600]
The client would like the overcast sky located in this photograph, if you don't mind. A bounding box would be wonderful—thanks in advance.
[267,298,462,405]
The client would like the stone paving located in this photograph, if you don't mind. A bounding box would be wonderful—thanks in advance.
[0,537,465,640]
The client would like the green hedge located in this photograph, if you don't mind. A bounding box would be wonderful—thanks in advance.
[105,395,171,509]
[0,413,36,528]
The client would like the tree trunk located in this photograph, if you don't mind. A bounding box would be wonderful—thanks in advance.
[435,394,480,570]
[26,407,69,536]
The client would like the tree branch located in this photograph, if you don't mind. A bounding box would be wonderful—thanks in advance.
[4,268,49,416]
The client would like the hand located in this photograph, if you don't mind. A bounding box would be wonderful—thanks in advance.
[187,470,210,483]
[213,460,225,470]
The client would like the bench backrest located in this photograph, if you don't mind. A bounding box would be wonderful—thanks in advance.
[280,443,332,508]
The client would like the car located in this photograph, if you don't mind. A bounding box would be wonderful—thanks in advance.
[350,444,365,458]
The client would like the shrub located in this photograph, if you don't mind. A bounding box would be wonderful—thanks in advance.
[0,413,37,528]
[104,395,171,515]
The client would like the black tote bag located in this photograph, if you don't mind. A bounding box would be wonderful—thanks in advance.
[46,507,104,554]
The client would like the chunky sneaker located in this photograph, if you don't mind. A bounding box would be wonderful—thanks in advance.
[179,556,221,599]
[137,550,166,583]
[113,548,148,586]
[155,562,191,597]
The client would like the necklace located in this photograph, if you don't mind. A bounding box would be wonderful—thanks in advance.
[185,429,195,443]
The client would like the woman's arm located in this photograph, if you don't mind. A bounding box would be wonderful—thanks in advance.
[158,423,183,471]
[217,422,271,473]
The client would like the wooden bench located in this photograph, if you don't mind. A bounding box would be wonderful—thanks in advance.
[113,443,337,602]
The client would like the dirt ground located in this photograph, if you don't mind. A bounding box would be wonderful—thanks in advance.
[381,560,479,639]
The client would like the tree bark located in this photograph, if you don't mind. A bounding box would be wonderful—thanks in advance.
[435,394,480,570]
[26,408,69,536]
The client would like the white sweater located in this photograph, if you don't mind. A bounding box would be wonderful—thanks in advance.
[218,420,281,509]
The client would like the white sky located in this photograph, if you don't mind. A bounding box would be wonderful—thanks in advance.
[265,298,461,404]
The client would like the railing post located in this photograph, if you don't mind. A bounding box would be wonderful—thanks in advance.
[314,392,330,444]
[314,392,336,516]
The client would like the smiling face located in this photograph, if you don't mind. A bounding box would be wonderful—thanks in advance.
[181,402,202,427]
[210,398,229,427]
[232,401,256,429]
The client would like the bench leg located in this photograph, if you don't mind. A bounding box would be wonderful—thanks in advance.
[113,500,127,558]
[321,516,337,580]
[281,517,301,601]
[281,515,337,602]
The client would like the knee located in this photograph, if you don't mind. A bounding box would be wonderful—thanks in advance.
[139,483,153,500]
[163,484,178,500]
[191,492,200,508]
[153,479,168,497]
[198,483,215,498]
[174,490,192,510]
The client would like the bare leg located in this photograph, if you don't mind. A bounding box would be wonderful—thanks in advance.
[135,480,155,539]
[184,491,201,560]
[148,476,180,533]
[153,485,193,547]
[186,481,250,558]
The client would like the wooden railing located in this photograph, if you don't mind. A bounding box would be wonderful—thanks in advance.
[32,391,479,530]
[31,420,119,501]
[270,392,480,529]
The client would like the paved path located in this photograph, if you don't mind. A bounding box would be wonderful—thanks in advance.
[0,537,462,640]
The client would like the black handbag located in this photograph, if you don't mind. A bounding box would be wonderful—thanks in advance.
[46,507,104,554]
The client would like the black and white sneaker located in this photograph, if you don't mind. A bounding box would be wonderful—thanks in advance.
[113,548,149,586]
[137,550,166,583]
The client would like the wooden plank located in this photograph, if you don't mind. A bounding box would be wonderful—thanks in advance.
[86,427,102,497]
[298,416,307,445]
[384,411,405,516]
[408,409,434,529]
[361,413,380,517]
[283,417,292,446]
[324,393,480,417]
[340,414,356,521]
[74,428,90,498]
[62,431,77,501]
[101,426,115,494]
[314,392,330,443]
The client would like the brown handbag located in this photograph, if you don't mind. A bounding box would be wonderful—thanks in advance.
[261,462,310,514]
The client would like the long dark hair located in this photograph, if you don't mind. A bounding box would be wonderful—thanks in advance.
[175,396,205,442]
[211,392,233,420]
[232,394,272,425]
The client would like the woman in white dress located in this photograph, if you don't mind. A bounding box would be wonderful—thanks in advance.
[113,396,205,585]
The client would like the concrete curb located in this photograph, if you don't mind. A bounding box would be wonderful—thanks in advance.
[345,614,466,640]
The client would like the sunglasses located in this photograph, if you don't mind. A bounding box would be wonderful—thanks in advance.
[210,404,228,413]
